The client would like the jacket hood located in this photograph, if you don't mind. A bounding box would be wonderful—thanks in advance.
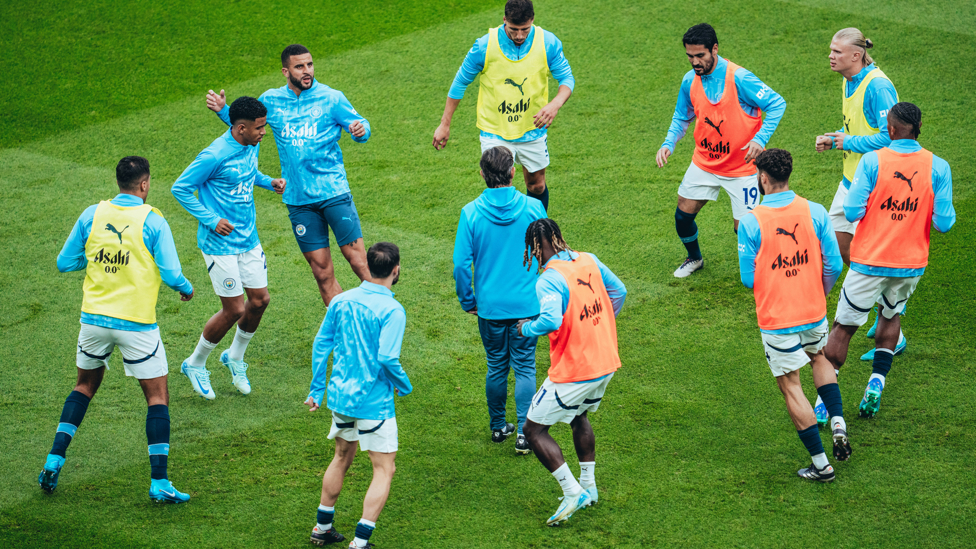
[473,186,527,226]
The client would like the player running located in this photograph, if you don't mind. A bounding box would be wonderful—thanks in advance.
[737,149,850,482]
[39,157,195,503]
[815,28,905,362]
[517,219,626,525]
[655,23,786,278]
[823,103,955,419]
[172,97,285,400]
[206,44,372,306]
[432,0,575,211]
[304,243,412,548]
[453,147,547,453]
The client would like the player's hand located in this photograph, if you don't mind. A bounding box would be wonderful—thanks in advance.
[826,132,846,150]
[206,89,226,113]
[433,123,450,150]
[516,319,530,337]
[533,103,560,129]
[272,178,286,194]
[304,396,320,412]
[214,219,235,236]
[742,140,764,163]
[180,290,194,302]
[465,306,478,316]
[348,121,366,138]
[815,135,833,152]
[655,147,672,168]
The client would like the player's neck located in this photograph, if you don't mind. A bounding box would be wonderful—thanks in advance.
[840,64,864,81]
[118,190,147,203]
[231,128,249,146]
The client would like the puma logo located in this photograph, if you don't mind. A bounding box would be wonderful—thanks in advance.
[704,117,724,137]
[776,223,799,245]
[341,216,353,222]
[504,78,528,96]
[894,170,918,192]
[577,274,594,293]
[105,223,129,244]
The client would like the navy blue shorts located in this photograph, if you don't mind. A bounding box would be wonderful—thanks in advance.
[286,193,363,253]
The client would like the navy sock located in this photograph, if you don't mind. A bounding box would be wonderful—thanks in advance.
[146,404,170,480]
[675,208,702,260]
[796,425,825,457]
[528,186,549,212]
[872,349,894,377]
[816,383,844,419]
[50,391,91,458]
[317,506,335,527]
[355,521,375,543]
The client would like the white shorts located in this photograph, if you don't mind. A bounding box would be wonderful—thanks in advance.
[527,373,614,426]
[677,162,758,221]
[480,135,550,174]
[203,244,267,298]
[835,270,920,327]
[76,324,168,379]
[328,412,398,453]
[828,181,859,235]
[761,319,829,377]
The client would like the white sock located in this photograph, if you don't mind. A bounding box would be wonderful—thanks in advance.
[869,372,886,388]
[187,336,217,367]
[831,416,847,432]
[316,504,333,530]
[579,461,595,488]
[552,463,583,498]
[814,395,824,409]
[353,518,376,547]
[227,326,254,362]
[812,452,830,469]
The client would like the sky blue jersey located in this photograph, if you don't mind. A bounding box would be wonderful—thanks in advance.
[834,63,899,188]
[453,186,547,319]
[308,281,412,421]
[449,26,575,143]
[171,130,275,256]
[662,56,786,152]
[57,194,193,332]
[521,250,626,338]
[216,80,370,206]
[737,191,843,334]
[845,139,956,278]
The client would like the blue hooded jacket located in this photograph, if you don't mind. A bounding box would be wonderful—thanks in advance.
[453,186,547,320]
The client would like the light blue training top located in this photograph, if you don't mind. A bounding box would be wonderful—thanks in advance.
[448,26,575,143]
[845,139,956,278]
[737,191,843,334]
[307,281,412,421]
[171,130,276,256]
[57,193,193,332]
[216,80,370,206]
[662,56,787,153]
[832,63,900,189]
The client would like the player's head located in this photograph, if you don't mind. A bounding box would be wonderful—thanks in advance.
[368,242,401,285]
[888,102,922,141]
[683,23,719,76]
[480,146,515,188]
[503,0,534,46]
[754,148,792,195]
[116,156,151,195]
[523,218,571,272]
[229,96,268,146]
[281,44,314,91]
[829,28,874,75]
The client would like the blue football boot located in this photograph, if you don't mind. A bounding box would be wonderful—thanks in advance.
[181,361,215,400]
[220,351,251,395]
[858,378,885,418]
[814,401,829,429]
[38,454,65,494]
[149,478,190,503]
[860,333,907,361]
[546,489,592,526]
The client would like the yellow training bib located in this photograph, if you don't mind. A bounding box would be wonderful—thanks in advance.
[842,67,896,182]
[476,26,550,140]
[81,201,163,324]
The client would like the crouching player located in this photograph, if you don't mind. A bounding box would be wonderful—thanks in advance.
[737,149,850,482]
[517,219,626,525]
[304,243,412,548]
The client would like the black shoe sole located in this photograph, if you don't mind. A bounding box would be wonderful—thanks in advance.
[833,441,853,461]
[310,530,345,546]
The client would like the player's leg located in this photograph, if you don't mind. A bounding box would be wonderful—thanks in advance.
[518,135,551,210]
[674,164,715,277]
[507,320,538,454]
[828,181,856,266]
[824,270,881,372]
[352,417,398,548]
[338,239,370,284]
[776,370,834,482]
[311,436,356,546]
[524,167,547,209]
[478,318,515,442]
[721,172,761,234]
[289,200,341,305]
[859,276,918,418]
[810,347,851,461]
[305,249,343,306]
[219,246,271,395]
[569,373,612,504]
[325,194,371,284]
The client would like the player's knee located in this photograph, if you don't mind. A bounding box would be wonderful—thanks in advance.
[224,300,246,319]
[250,292,270,311]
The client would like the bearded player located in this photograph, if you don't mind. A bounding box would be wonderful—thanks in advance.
[656,23,786,278]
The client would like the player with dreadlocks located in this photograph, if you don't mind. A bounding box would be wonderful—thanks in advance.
[515,218,626,526]
[824,102,955,419]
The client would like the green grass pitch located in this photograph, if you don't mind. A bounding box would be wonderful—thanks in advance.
[1,0,974,547]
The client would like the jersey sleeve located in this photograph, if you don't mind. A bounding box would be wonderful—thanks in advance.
[844,151,880,222]
[662,73,695,152]
[171,151,222,230]
[736,212,761,289]
[845,78,897,153]
[145,213,193,295]
[308,307,337,406]
[452,210,476,312]
[590,253,626,316]
[521,269,568,337]
[544,30,575,91]
[216,104,231,127]
[448,35,489,100]
[332,92,370,143]
[378,306,412,396]
[811,202,843,295]
[734,68,786,148]
[57,206,96,273]
[931,156,956,233]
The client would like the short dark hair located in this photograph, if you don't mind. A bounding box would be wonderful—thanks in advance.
[229,96,268,125]
[505,0,534,25]
[890,102,922,138]
[281,44,311,67]
[683,23,718,51]
[367,242,400,279]
[480,147,514,188]
[754,148,793,184]
[116,156,150,190]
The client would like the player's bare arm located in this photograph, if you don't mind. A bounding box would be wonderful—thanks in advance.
[207,89,226,113]
[532,85,572,129]
[433,97,461,150]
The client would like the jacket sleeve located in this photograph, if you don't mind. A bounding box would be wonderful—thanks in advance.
[333,92,370,143]
[379,307,412,396]
[737,212,761,289]
[308,308,337,406]
[734,68,786,148]
[931,156,956,233]
[662,73,695,152]
[844,152,879,222]
[171,151,222,230]
[57,207,95,273]
[448,35,489,100]
[452,211,476,311]
[591,254,626,316]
